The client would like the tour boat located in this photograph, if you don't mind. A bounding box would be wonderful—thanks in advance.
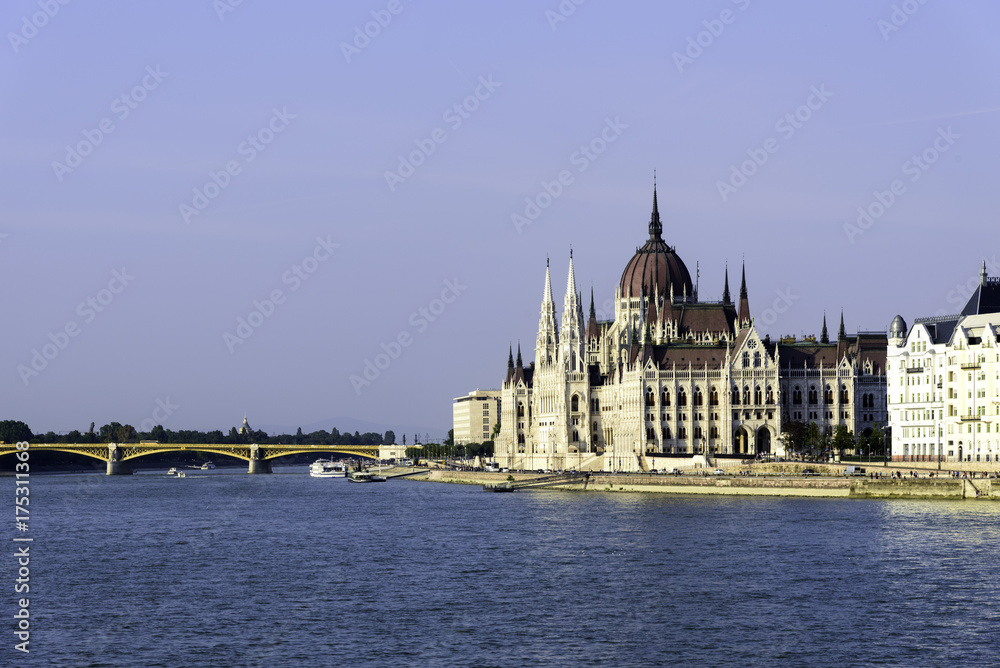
[200,462,216,470]
[310,459,348,478]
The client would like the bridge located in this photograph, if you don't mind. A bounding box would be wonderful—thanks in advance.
[0,442,382,475]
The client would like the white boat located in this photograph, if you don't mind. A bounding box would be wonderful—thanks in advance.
[200,462,216,470]
[310,459,348,478]
[167,467,179,476]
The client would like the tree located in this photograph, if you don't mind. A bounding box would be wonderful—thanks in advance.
[780,420,808,457]
[402,434,406,445]
[0,420,33,443]
[445,429,454,447]
[149,425,167,442]
[832,424,854,458]
[870,423,885,458]
[383,430,396,445]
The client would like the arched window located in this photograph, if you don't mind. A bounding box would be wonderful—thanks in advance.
[808,388,817,405]
[824,385,833,404]
[662,426,671,439]
[754,386,762,405]
[793,387,802,405]
[678,389,687,406]
[571,395,580,412]
[572,430,579,442]
[662,389,671,406]
[766,386,774,404]
[694,388,703,406]
[732,386,740,405]
[753,352,761,368]
[645,389,655,407]
[678,426,687,440]
[517,402,525,418]
[742,352,750,367]
[646,427,655,441]
[840,385,849,404]
[710,388,719,406]
[743,386,751,405]
[710,426,719,439]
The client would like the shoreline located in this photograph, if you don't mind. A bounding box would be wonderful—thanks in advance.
[419,469,1000,500]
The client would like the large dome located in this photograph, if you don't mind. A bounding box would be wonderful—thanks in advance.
[619,188,693,299]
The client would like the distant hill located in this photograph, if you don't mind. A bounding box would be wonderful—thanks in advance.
[256,416,447,443]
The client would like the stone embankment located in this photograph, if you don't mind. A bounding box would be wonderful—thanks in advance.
[423,468,1000,500]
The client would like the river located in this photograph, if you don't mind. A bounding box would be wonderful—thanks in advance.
[5,468,999,667]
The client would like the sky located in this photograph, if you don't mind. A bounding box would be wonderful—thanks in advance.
[2,0,999,438]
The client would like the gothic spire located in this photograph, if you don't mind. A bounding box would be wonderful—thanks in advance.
[516,343,522,367]
[737,262,751,328]
[649,174,663,240]
[838,310,846,341]
[589,287,596,320]
[722,264,731,304]
[507,345,514,368]
[821,313,829,344]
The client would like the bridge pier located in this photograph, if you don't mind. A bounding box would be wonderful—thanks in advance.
[248,459,272,474]
[247,444,271,474]
[106,444,132,475]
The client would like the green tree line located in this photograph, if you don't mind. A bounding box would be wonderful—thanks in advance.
[0,420,397,447]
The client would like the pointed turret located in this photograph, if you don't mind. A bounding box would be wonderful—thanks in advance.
[820,314,829,344]
[535,260,559,366]
[586,287,599,340]
[560,252,584,371]
[838,310,846,341]
[722,265,731,305]
[513,343,525,384]
[505,345,515,383]
[737,262,751,328]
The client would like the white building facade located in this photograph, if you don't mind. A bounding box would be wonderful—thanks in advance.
[888,264,1000,463]
[495,187,887,472]
[452,390,501,445]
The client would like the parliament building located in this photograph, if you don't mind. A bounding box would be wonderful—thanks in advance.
[495,186,887,472]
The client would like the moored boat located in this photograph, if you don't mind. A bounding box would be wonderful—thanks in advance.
[310,459,348,478]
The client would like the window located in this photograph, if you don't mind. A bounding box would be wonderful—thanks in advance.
[678,390,687,406]
[571,395,580,412]
[662,390,671,406]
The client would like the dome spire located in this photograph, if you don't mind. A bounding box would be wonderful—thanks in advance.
[649,171,662,240]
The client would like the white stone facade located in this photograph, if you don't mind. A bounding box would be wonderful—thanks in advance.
[452,390,501,445]
[495,188,887,472]
[888,267,1000,464]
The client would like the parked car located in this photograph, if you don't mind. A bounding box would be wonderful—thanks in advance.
[667,468,682,475]
[801,468,817,476]
[711,468,726,475]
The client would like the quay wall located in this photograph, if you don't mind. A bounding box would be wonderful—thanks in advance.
[425,471,1000,500]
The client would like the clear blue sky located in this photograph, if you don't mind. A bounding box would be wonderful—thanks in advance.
[3,1,998,436]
